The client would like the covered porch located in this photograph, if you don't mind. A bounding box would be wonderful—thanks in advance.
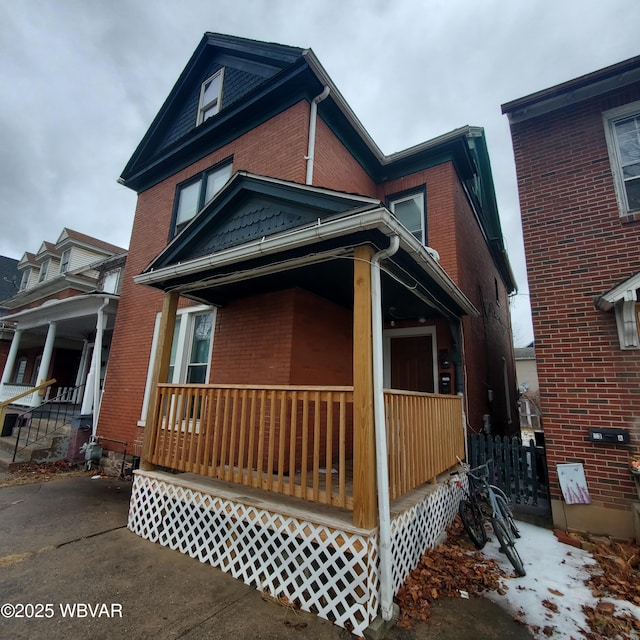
[126,173,477,634]
[0,294,118,415]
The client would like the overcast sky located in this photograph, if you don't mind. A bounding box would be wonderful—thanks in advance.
[1,0,639,346]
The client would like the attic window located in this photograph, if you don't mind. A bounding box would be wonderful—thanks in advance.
[60,249,71,273]
[197,69,224,125]
[38,259,50,283]
[19,269,30,291]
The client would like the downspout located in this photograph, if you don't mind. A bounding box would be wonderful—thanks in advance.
[371,235,400,621]
[305,85,330,185]
[91,298,110,438]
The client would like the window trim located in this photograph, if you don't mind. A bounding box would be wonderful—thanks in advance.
[170,158,233,239]
[197,68,224,126]
[19,269,30,291]
[38,259,50,283]
[138,305,216,426]
[60,249,71,273]
[102,269,121,294]
[603,99,640,218]
[386,186,427,244]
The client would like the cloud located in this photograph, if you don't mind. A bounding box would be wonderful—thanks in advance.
[1,0,639,345]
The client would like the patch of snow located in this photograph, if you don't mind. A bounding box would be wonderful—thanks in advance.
[480,521,640,638]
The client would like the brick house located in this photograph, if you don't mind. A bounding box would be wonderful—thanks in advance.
[502,56,640,539]
[99,33,517,633]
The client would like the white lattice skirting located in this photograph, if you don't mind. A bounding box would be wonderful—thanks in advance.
[128,470,461,636]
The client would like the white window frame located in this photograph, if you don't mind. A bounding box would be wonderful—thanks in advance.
[389,191,426,244]
[102,269,121,294]
[60,249,71,273]
[603,99,640,217]
[138,305,216,426]
[38,259,50,283]
[197,69,224,125]
[19,269,31,291]
[14,357,27,384]
[382,325,439,392]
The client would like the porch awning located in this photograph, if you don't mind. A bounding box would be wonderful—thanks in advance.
[135,173,478,321]
[1,293,119,337]
[595,271,640,350]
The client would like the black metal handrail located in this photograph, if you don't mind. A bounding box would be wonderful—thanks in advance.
[11,384,86,462]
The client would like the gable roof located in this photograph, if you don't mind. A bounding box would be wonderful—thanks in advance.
[57,228,127,254]
[595,271,640,311]
[120,32,515,293]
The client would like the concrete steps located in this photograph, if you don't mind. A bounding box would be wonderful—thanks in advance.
[0,421,71,469]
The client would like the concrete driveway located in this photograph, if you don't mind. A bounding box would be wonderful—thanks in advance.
[0,474,532,639]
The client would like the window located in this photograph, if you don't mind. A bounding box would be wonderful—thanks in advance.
[169,310,214,383]
[19,269,30,291]
[173,161,232,237]
[197,69,224,125]
[604,101,640,217]
[14,357,27,384]
[38,260,50,283]
[102,269,121,294]
[139,306,216,425]
[60,249,71,273]
[388,189,426,243]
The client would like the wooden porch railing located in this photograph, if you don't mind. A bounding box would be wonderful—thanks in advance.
[384,389,464,500]
[146,383,465,510]
[148,384,354,509]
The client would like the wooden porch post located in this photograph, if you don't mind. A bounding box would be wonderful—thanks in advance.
[140,290,179,471]
[352,245,377,529]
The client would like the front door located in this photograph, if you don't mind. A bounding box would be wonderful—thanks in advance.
[390,334,435,392]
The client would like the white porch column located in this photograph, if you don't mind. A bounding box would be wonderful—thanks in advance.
[74,339,90,405]
[0,328,23,386]
[91,299,108,435]
[81,347,97,415]
[32,322,57,407]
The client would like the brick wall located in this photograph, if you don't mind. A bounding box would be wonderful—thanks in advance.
[99,96,516,457]
[380,163,517,434]
[510,84,640,525]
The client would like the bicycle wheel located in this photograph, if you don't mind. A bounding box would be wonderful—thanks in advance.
[459,499,488,549]
[495,493,521,539]
[491,517,526,577]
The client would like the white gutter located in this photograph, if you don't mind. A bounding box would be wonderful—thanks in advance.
[371,234,400,621]
[305,85,330,184]
[134,208,478,316]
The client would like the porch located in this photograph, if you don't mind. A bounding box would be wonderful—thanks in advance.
[144,382,465,516]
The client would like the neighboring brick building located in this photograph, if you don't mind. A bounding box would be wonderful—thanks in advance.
[502,56,640,538]
[101,34,518,633]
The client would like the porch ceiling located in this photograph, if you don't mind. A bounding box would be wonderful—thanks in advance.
[136,202,478,319]
[2,294,119,339]
[183,253,445,322]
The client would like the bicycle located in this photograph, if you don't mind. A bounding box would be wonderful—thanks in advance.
[455,460,526,577]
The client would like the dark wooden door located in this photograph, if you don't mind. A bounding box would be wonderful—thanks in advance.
[390,335,434,392]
